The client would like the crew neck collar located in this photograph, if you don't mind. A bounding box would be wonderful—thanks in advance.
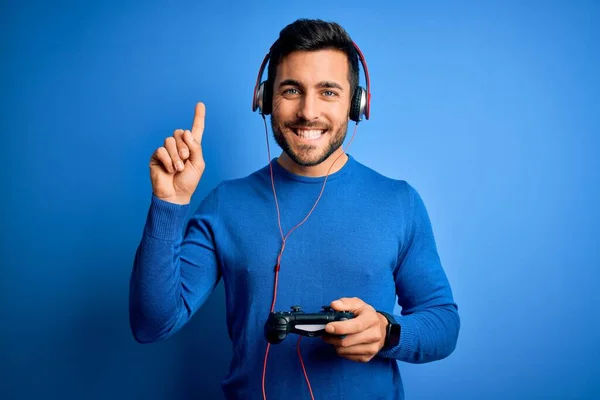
[269,154,357,183]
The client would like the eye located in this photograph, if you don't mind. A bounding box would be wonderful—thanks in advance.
[323,90,338,97]
[283,88,300,95]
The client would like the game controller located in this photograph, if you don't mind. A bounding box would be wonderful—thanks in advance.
[264,305,355,344]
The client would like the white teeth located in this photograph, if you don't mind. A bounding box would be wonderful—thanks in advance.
[296,129,324,140]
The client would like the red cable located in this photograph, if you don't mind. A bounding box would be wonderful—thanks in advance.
[297,336,315,398]
[261,117,359,400]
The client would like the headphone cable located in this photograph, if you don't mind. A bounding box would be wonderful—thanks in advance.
[260,115,360,400]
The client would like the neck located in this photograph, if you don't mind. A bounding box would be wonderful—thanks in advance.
[277,149,349,177]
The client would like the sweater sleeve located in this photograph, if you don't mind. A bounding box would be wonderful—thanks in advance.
[128,187,222,344]
[377,182,460,362]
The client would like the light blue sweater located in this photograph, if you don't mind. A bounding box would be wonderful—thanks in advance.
[129,155,460,399]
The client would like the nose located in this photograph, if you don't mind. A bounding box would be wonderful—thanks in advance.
[296,93,320,121]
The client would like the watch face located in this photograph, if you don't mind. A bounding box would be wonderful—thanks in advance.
[392,324,401,345]
[385,323,400,349]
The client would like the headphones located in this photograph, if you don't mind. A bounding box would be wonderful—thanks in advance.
[252,41,371,123]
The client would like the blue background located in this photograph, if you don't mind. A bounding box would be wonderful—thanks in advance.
[2,1,599,399]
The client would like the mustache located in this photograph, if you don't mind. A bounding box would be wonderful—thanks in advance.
[283,119,329,131]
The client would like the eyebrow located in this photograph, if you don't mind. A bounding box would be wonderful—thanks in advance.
[278,79,344,91]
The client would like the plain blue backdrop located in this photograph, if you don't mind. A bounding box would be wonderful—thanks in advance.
[2,0,599,399]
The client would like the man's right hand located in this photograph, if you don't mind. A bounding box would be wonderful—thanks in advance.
[149,102,206,205]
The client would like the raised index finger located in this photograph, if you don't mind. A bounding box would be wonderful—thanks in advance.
[191,102,206,143]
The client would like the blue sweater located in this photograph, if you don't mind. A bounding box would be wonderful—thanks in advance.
[129,155,460,399]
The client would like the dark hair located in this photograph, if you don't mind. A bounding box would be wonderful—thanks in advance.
[266,19,360,99]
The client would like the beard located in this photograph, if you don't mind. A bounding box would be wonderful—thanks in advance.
[270,115,348,167]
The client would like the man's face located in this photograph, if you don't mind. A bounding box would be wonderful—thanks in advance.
[270,49,351,167]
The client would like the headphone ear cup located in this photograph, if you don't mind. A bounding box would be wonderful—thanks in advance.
[350,87,366,122]
[262,81,273,115]
[254,81,273,115]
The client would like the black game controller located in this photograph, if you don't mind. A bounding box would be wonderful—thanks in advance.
[264,305,355,344]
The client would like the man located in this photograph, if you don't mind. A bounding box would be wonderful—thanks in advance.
[129,18,460,400]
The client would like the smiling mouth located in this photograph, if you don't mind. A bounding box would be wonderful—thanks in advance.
[292,128,327,140]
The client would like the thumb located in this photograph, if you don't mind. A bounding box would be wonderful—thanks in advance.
[183,129,204,169]
[330,297,364,312]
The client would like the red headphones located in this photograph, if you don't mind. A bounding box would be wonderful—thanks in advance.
[252,41,371,122]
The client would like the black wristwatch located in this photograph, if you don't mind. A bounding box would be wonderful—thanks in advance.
[377,311,401,350]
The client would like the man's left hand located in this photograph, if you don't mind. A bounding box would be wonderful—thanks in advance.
[322,297,388,363]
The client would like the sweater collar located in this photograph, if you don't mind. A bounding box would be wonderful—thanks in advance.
[269,154,357,183]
